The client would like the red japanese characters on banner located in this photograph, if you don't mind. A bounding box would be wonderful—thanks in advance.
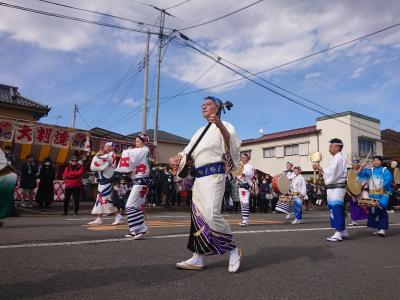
[52,129,70,148]
[0,121,15,142]
[71,132,87,150]
[15,124,34,144]
[35,126,53,145]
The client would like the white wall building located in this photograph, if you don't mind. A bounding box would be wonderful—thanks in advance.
[240,111,382,175]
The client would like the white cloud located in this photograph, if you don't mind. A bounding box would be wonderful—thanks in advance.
[0,0,399,91]
[350,67,364,79]
[123,98,140,108]
[305,72,321,80]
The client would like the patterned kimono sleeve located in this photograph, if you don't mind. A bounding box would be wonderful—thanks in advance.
[115,149,136,173]
[90,155,110,172]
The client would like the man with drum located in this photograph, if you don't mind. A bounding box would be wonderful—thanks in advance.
[283,162,295,181]
[313,138,348,242]
[347,159,368,226]
[358,156,393,237]
[274,162,295,221]
[237,153,254,226]
[290,166,307,224]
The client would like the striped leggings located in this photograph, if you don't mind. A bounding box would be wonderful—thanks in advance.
[125,184,149,234]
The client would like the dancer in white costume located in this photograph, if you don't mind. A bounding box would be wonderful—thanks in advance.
[170,96,242,273]
[290,166,307,224]
[237,153,254,226]
[313,138,348,242]
[116,134,152,240]
[88,142,123,225]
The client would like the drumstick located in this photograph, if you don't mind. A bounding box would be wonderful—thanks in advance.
[360,149,372,171]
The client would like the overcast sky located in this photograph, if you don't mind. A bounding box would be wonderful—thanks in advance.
[0,0,399,139]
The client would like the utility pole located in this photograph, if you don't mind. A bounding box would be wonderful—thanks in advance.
[141,30,151,134]
[72,103,78,128]
[152,6,172,146]
[153,9,165,147]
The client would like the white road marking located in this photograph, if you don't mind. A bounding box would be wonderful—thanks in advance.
[1,223,399,250]
[66,215,189,221]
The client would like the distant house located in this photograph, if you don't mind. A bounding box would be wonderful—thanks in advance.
[241,111,382,175]
[0,83,50,121]
[128,129,189,165]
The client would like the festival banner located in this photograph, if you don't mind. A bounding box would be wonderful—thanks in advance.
[71,132,87,150]
[0,121,15,142]
[15,124,34,144]
[52,129,70,148]
[35,126,53,145]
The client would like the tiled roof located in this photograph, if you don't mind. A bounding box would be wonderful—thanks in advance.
[0,84,50,118]
[242,125,318,145]
[128,129,189,144]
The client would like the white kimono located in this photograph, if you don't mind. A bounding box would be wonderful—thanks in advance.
[115,147,151,209]
[323,152,347,202]
[116,146,151,234]
[238,162,254,205]
[290,174,307,197]
[90,151,117,215]
[183,121,240,253]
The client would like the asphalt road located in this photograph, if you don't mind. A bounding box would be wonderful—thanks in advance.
[1,210,400,300]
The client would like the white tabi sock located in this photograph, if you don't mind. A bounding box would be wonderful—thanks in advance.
[185,253,204,266]
[229,248,240,265]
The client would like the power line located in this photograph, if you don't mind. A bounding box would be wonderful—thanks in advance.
[160,21,400,100]
[34,0,172,30]
[157,60,218,106]
[178,0,264,30]
[0,2,161,35]
[177,36,383,139]
[77,110,92,129]
[183,37,383,134]
[166,0,193,10]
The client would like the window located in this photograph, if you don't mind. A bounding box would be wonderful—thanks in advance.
[284,144,299,156]
[263,147,275,158]
[359,138,375,157]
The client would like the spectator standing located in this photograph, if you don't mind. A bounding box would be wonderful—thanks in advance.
[163,168,175,207]
[35,157,56,210]
[251,175,260,213]
[63,156,84,215]
[20,155,38,208]
[270,175,279,214]
[112,178,131,213]
[259,175,271,213]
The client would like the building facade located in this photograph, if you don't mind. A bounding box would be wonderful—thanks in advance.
[241,111,382,175]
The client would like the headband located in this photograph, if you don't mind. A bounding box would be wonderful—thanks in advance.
[137,133,150,144]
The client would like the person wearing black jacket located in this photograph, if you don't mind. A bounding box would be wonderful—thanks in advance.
[163,168,175,207]
[259,175,272,213]
[35,157,56,210]
[20,155,38,208]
